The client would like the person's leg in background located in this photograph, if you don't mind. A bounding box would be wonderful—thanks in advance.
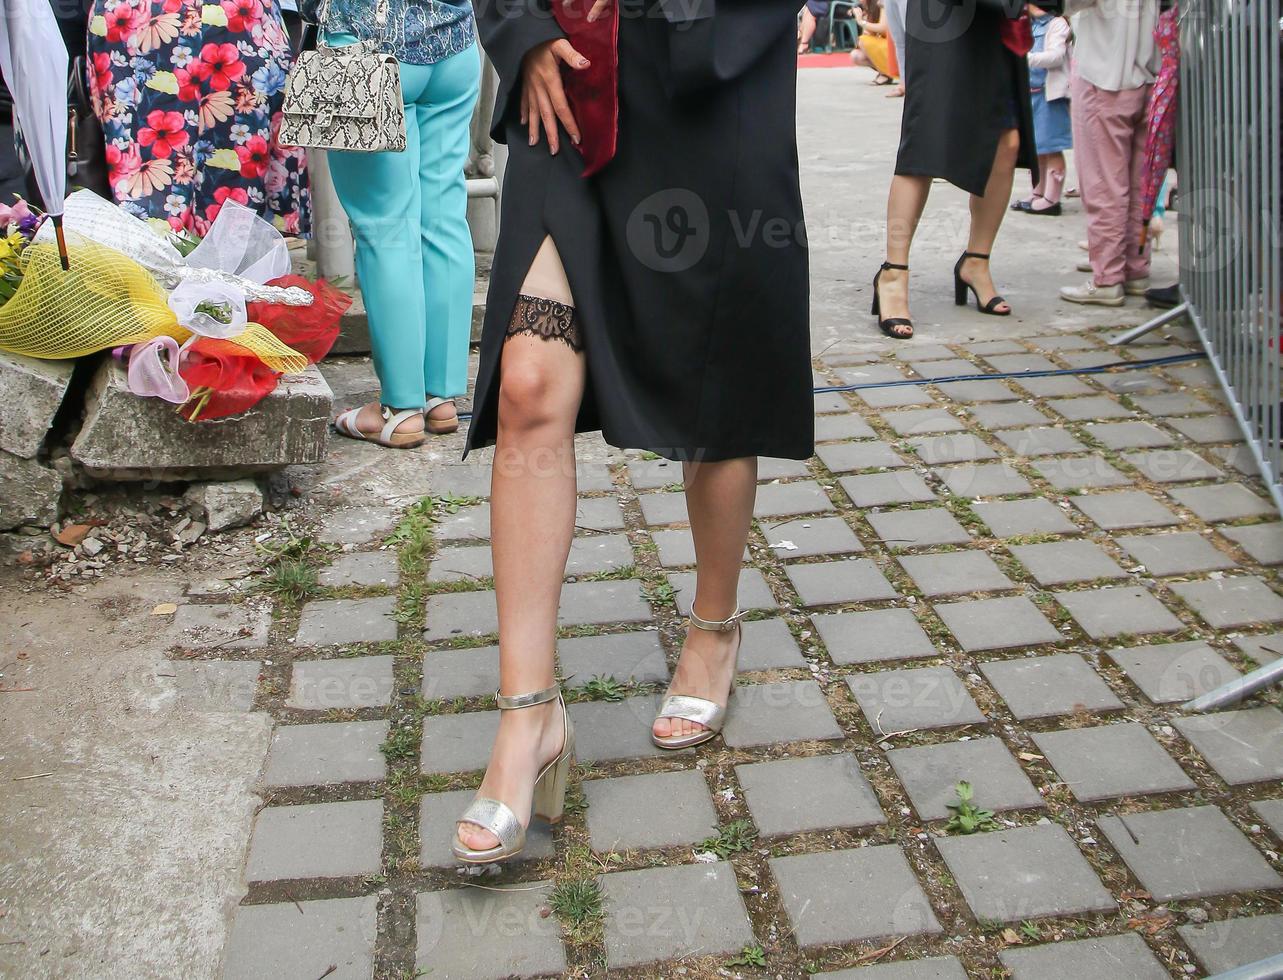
[1123,85,1153,288]
[417,45,481,434]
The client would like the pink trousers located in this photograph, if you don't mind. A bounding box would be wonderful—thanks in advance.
[1072,76,1153,285]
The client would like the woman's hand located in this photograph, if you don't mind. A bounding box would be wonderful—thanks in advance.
[519,2,613,154]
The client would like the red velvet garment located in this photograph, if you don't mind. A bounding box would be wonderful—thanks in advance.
[553,0,620,176]
[1000,14,1033,57]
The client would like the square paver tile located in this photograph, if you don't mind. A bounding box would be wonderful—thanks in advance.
[786,558,898,606]
[1009,540,1126,586]
[1135,392,1217,415]
[866,509,973,549]
[738,617,808,671]
[1098,805,1283,900]
[319,508,397,545]
[419,788,553,868]
[881,408,966,436]
[736,754,884,836]
[973,498,1078,537]
[895,344,957,362]
[968,402,1052,430]
[1170,575,1283,629]
[1115,531,1237,575]
[933,463,1032,498]
[887,736,1043,821]
[426,544,492,584]
[434,504,490,541]
[985,353,1058,374]
[847,666,985,732]
[576,496,626,532]
[753,480,837,518]
[296,596,399,646]
[1174,707,1283,785]
[1018,376,1094,398]
[980,653,1124,719]
[857,385,934,409]
[420,710,498,774]
[999,934,1169,980]
[627,457,683,490]
[1221,522,1283,565]
[813,608,939,665]
[564,534,636,576]
[840,472,939,507]
[1082,421,1174,450]
[935,823,1115,922]
[1072,491,1180,530]
[1168,415,1243,444]
[416,883,565,979]
[771,847,941,947]
[1234,632,1283,666]
[815,412,879,442]
[965,339,1025,356]
[760,458,813,481]
[246,800,383,881]
[1179,914,1283,975]
[907,434,998,465]
[558,580,654,627]
[1055,587,1182,639]
[650,528,750,567]
[898,551,1014,597]
[763,515,864,558]
[1033,723,1195,801]
[995,427,1086,458]
[939,380,1019,403]
[422,645,499,700]
[569,695,684,762]
[167,660,260,712]
[265,720,388,787]
[813,957,968,980]
[558,630,669,687]
[1169,482,1276,521]
[224,896,378,980]
[423,590,497,640]
[288,656,394,710]
[1106,641,1241,704]
[600,862,753,968]
[170,602,272,650]
[1253,800,1283,839]
[1032,455,1133,491]
[910,357,979,380]
[320,551,400,588]
[934,597,1064,652]
[723,680,843,747]
[817,441,908,473]
[638,491,688,526]
[669,568,777,615]
[816,391,855,413]
[584,770,717,852]
[1124,449,1224,483]
[1026,334,1100,352]
[1048,396,1135,421]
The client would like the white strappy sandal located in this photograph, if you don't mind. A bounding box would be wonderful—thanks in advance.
[652,606,745,750]
[425,396,459,435]
[333,406,426,449]
[452,683,575,864]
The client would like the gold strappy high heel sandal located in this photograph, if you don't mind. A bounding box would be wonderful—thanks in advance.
[652,606,745,750]
[451,683,575,864]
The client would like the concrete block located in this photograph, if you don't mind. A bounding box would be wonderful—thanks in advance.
[0,351,73,458]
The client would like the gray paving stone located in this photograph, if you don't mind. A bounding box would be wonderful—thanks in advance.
[318,507,397,545]
[753,480,837,517]
[759,457,813,481]
[1082,421,1174,450]
[1221,522,1283,565]
[723,680,843,747]
[995,426,1087,457]
[933,463,1032,497]
[425,580,653,641]
[1017,375,1095,398]
[575,496,627,532]
[967,402,1052,430]
[1073,490,1180,530]
[265,720,389,787]
[1115,531,1237,575]
[585,770,717,852]
[813,956,968,980]
[638,491,688,527]
[224,896,378,980]
[416,882,566,979]
[1168,362,1218,388]
[1026,334,1100,352]
[1098,805,1283,900]
[1179,914,1283,975]
[1167,415,1243,444]
[563,534,636,576]
[418,788,553,868]
[816,440,908,473]
[288,655,395,710]
[1169,482,1276,521]
[1009,539,1126,586]
[428,463,494,498]
[1055,586,1182,639]
[1135,391,1217,415]
[816,390,855,413]
[771,847,941,947]
[575,462,616,492]
[813,608,939,665]
[973,498,1078,537]
[934,597,1064,652]
[1097,372,1172,397]
[422,645,499,700]
[1033,723,1195,801]
[1124,448,1224,483]
[910,357,978,380]
[420,710,498,774]
[425,544,492,584]
[980,653,1124,719]
[939,379,1020,403]
[847,666,985,732]
[887,736,1043,821]
[866,508,973,549]
[650,528,750,567]
[296,596,398,646]
[1032,455,1133,490]
[424,590,498,640]
[600,861,753,968]
[881,408,966,436]
[858,384,935,408]
[837,362,912,385]
[908,434,999,466]
[735,754,884,836]
[898,551,1014,597]
[839,471,939,507]
[246,800,383,881]
[1174,707,1283,785]
[166,660,260,712]
[814,412,879,441]
[786,558,898,606]
[1212,443,1265,477]
[171,601,272,650]
[569,695,682,762]
[935,823,1115,922]
[762,515,864,558]
[669,567,777,615]
[626,456,683,490]
[434,503,490,541]
[1234,632,1283,666]
[896,343,957,361]
[999,934,1169,980]
[319,550,400,588]
[1171,575,1283,629]
[1253,800,1283,839]
[1049,395,1135,421]
[984,353,1058,374]
[558,630,669,686]
[1106,640,1241,704]
[738,617,808,670]
[965,339,1025,356]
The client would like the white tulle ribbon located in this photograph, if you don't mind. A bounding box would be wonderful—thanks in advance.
[126,335,191,404]
[167,280,249,340]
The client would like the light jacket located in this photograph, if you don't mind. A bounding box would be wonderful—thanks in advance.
[1065,0,1160,92]
[1029,15,1072,102]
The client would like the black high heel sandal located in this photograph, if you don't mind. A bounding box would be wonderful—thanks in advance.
[953,251,1012,316]
[871,261,914,339]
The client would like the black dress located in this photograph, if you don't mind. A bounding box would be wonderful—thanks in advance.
[895,0,1038,195]
[464,0,814,463]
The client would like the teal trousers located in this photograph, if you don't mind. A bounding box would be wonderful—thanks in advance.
[326,42,480,409]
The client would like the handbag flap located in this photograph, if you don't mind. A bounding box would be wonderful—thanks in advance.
[283,48,397,120]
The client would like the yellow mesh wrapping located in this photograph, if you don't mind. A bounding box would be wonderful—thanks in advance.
[0,239,307,374]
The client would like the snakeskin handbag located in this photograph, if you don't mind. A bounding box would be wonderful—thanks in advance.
[278,0,407,153]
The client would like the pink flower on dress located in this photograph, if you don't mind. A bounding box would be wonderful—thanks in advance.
[137,109,189,158]
[235,134,270,179]
[198,42,246,91]
[204,185,249,222]
[220,0,262,33]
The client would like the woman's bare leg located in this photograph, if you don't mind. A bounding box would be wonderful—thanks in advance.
[959,128,1020,312]
[456,237,585,851]
[876,173,931,330]
[652,458,757,740]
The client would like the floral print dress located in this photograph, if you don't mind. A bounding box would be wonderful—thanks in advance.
[87,0,310,236]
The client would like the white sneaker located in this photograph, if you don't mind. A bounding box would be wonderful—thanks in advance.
[1125,277,1151,296]
[1061,280,1125,306]
[1077,259,1093,273]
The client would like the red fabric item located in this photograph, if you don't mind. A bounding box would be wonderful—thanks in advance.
[1000,14,1033,57]
[247,274,350,363]
[553,0,620,177]
[179,338,280,420]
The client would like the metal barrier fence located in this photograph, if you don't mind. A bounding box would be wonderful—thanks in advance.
[1113,0,1283,520]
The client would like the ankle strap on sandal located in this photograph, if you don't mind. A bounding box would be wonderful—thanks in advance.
[689,606,746,632]
[880,261,909,271]
[960,251,991,260]
[495,683,561,709]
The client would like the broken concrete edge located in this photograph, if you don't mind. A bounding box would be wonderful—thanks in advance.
[0,351,76,459]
